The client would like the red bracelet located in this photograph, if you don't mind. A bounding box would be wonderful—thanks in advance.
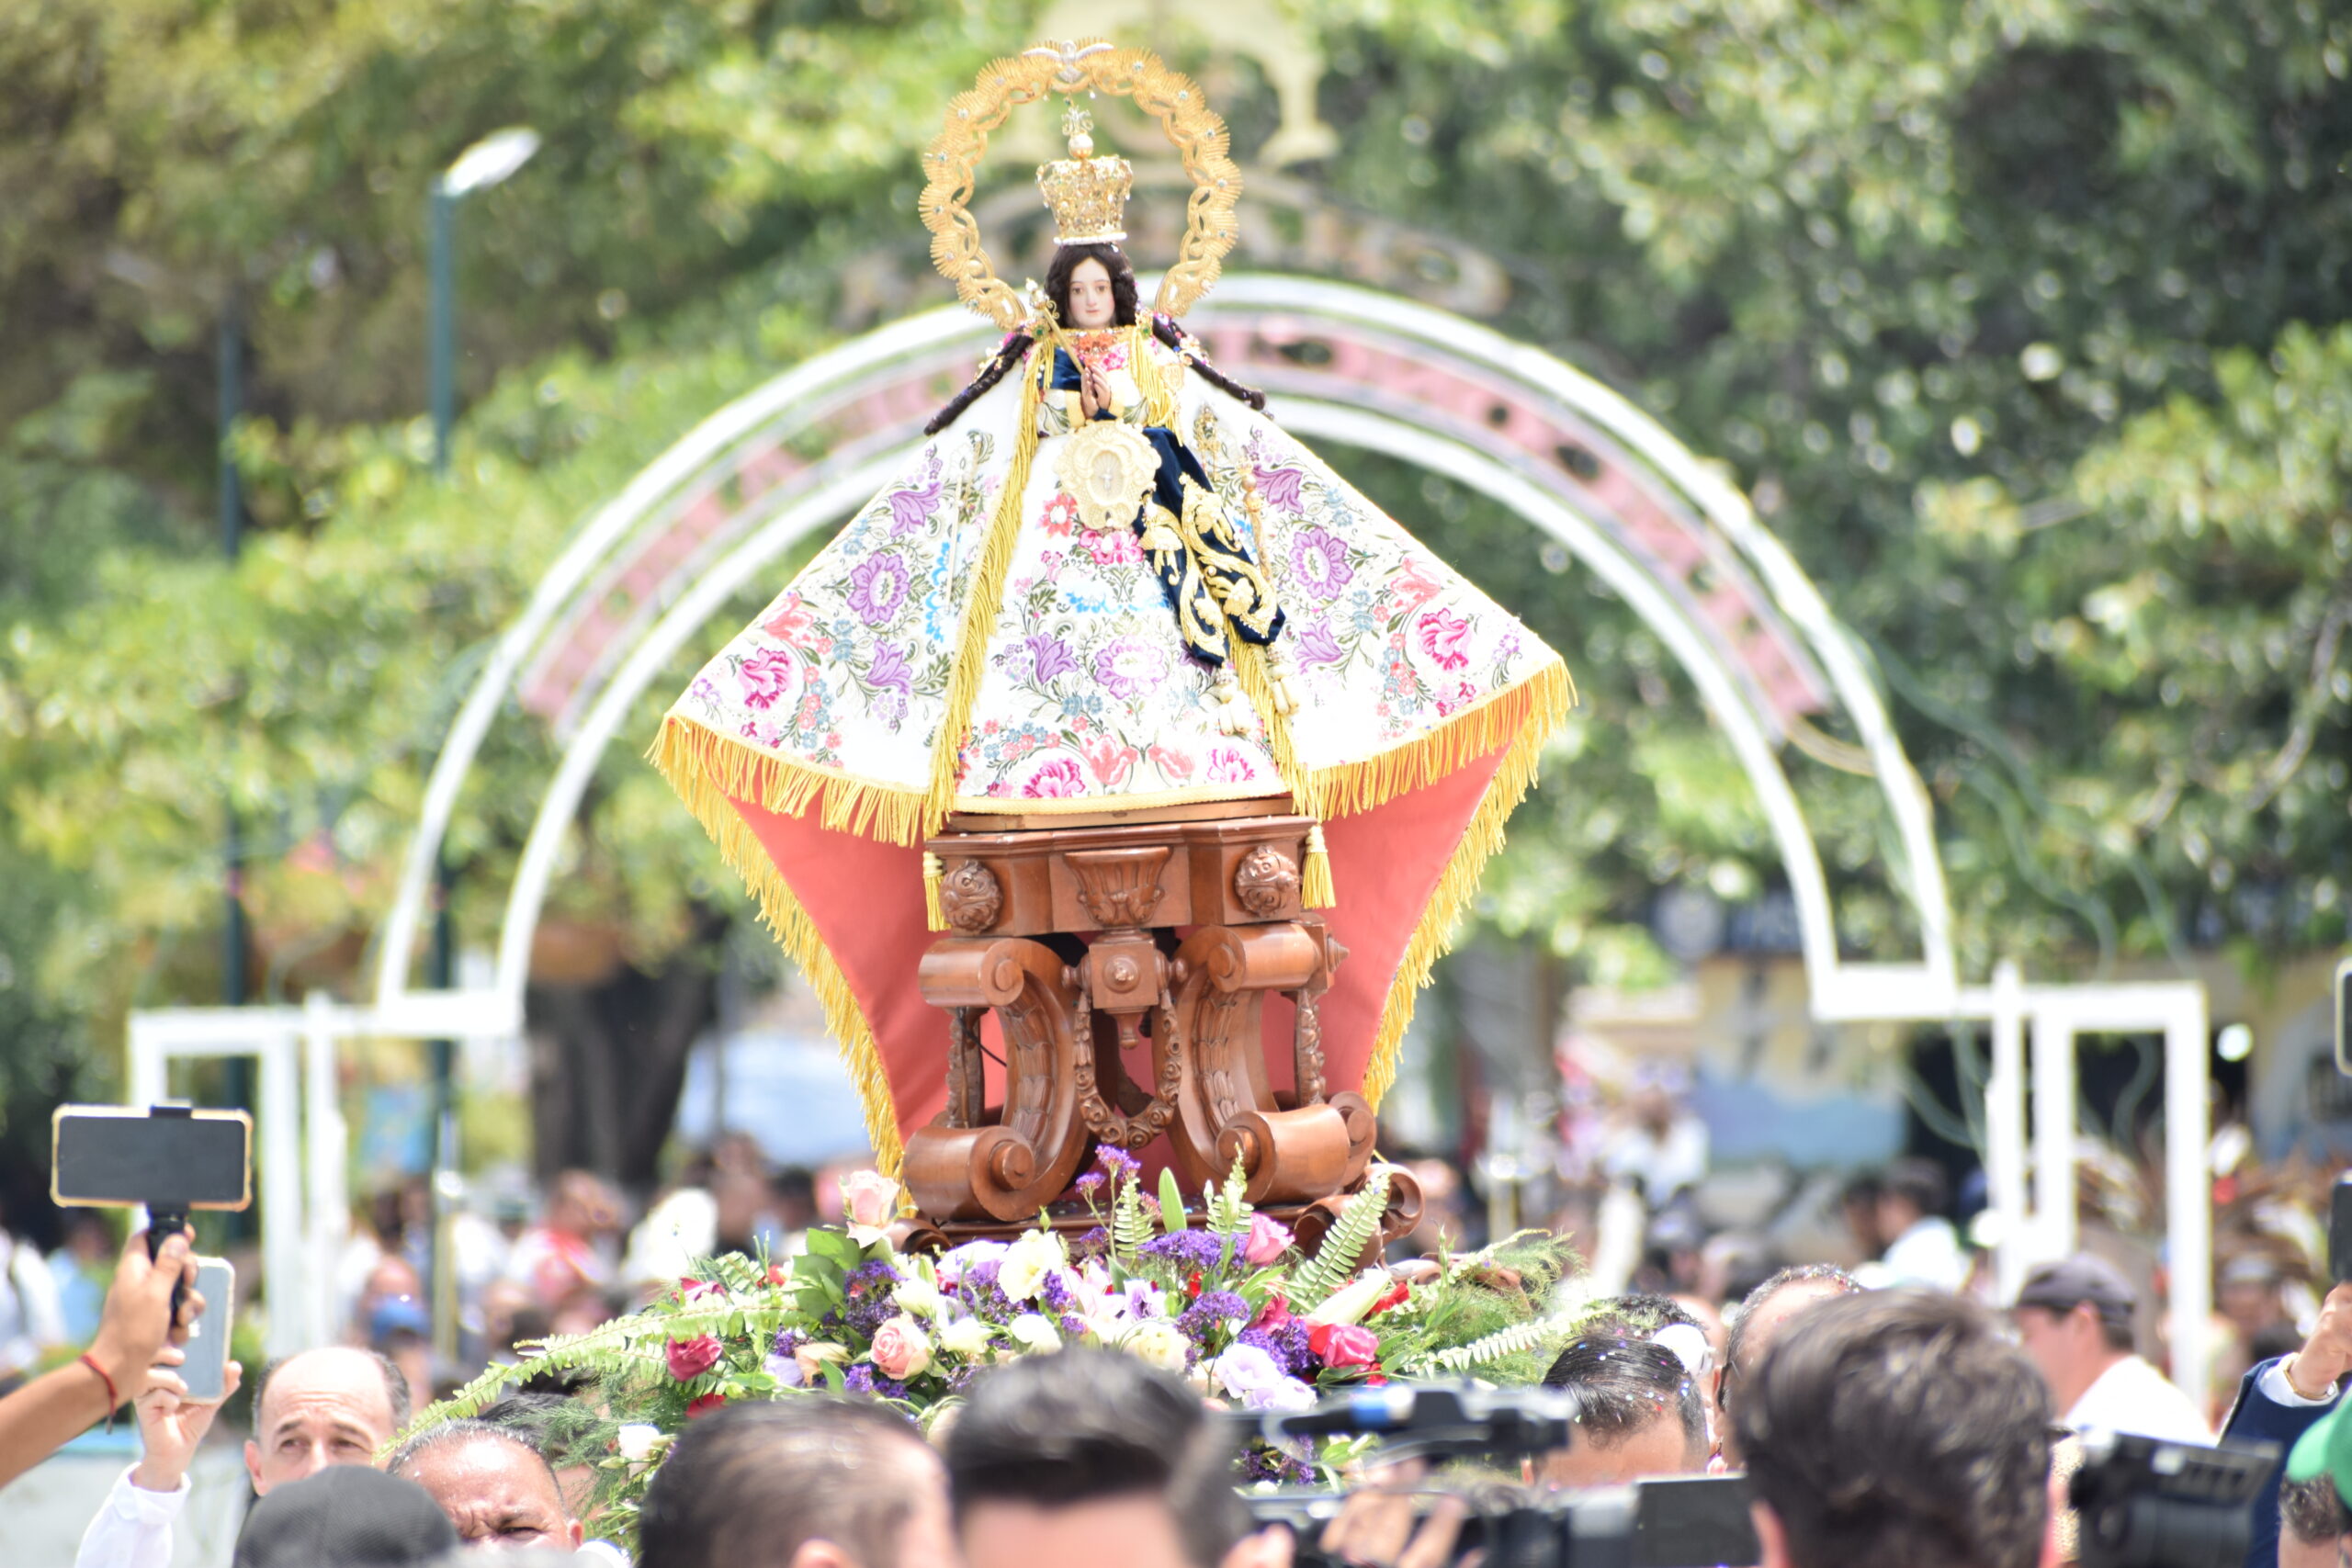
[78,1352,121,1431]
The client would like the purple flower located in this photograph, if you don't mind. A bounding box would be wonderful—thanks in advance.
[1254,463,1306,513]
[1290,528,1352,601]
[1142,1231,1228,1273]
[1240,1443,1317,1485]
[1069,1227,1110,1263]
[1060,1314,1091,1341]
[1238,1323,1317,1380]
[846,553,910,625]
[1212,1342,1318,1412]
[1075,1171,1106,1196]
[771,1326,805,1359]
[1178,1291,1251,1344]
[888,453,943,535]
[843,1365,908,1401]
[1290,618,1345,670]
[1025,633,1079,685]
[1094,1148,1141,1180]
[1039,1271,1079,1314]
[1091,636,1169,701]
[865,638,912,694]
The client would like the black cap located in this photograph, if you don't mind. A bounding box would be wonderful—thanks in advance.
[232,1466,459,1568]
[2015,1254,2137,1331]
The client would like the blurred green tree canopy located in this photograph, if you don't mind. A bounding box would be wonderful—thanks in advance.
[2,0,2346,1179]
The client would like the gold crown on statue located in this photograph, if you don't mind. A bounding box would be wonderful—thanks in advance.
[1036,103,1132,245]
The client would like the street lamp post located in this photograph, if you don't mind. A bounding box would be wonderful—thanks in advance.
[423,126,539,1358]
[428,127,540,478]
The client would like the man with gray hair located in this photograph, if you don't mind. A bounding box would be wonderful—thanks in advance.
[1715,1264,1861,1466]
[386,1419,584,1553]
[76,1345,411,1568]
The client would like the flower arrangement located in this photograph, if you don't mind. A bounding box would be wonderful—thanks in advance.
[409,1151,1576,1546]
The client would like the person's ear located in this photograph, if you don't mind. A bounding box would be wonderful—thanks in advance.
[787,1542,861,1568]
[1219,1525,1295,1568]
[567,1518,586,1550]
[1750,1501,1794,1568]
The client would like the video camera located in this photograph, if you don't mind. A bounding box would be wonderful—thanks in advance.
[1236,1382,1757,1568]
[1238,1384,2284,1568]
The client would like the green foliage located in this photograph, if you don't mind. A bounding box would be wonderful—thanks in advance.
[1283,1179,1390,1310]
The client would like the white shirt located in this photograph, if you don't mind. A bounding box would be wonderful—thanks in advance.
[74,1464,184,1568]
[1602,1117,1710,1202]
[2065,1354,2214,1445]
[1872,1216,1968,1292]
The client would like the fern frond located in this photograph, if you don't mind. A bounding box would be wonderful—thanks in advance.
[1113,1177,1153,1264]
[1286,1181,1389,1309]
[1206,1153,1252,1237]
[1408,1312,1576,1374]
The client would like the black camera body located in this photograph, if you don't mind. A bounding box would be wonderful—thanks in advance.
[2069,1431,2278,1568]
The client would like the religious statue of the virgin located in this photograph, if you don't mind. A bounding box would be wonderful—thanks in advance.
[654,41,1572,1179]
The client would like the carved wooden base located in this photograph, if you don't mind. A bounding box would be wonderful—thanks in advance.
[892,1165,1424,1258]
[903,814,1383,1237]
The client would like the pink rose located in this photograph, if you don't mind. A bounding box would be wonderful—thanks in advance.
[1416,608,1472,672]
[869,1316,933,1382]
[841,1170,900,1230]
[1307,1323,1380,1370]
[666,1334,724,1382]
[1241,1213,1295,1267]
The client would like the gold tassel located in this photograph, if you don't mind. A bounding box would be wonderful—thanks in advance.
[646,714,909,1177]
[922,851,946,932]
[1303,821,1335,908]
[923,348,1048,832]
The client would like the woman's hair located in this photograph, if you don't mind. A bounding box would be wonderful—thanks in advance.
[922,243,1265,435]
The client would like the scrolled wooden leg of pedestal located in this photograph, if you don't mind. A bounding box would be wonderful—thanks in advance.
[905,937,1090,1223]
[1169,922,1354,1202]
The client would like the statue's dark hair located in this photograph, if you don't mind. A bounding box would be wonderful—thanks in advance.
[922,243,1266,436]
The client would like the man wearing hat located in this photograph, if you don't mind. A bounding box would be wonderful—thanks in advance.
[2011,1254,2211,1445]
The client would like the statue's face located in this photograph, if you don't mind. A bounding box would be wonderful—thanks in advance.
[1067,256,1117,328]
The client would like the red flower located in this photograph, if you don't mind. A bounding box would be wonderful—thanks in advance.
[765,1264,793,1286]
[1252,1295,1294,1329]
[685,1393,729,1419]
[1369,1280,1411,1317]
[1307,1323,1380,1370]
[1365,1371,1389,1387]
[666,1334,725,1382]
[678,1277,723,1302]
[1186,1270,1204,1300]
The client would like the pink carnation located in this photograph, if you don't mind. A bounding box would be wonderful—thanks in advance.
[666,1334,724,1382]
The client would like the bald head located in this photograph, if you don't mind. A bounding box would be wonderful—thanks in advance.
[1717,1267,1861,1465]
[243,1347,409,1495]
[390,1423,582,1554]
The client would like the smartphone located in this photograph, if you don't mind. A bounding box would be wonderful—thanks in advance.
[173,1257,236,1403]
[2331,1174,2352,1286]
[51,1105,251,1212]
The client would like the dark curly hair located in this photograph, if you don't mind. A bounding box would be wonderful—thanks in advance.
[923,244,1266,435]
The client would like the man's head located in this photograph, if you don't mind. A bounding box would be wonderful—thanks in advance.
[636,1395,951,1568]
[232,1464,458,1568]
[2278,1475,2351,1568]
[1535,1337,1709,1486]
[947,1348,1279,1568]
[1876,1157,1949,1239]
[548,1169,620,1240]
[243,1347,411,1495]
[2010,1255,2137,1412]
[386,1421,583,1553]
[1736,1289,2052,1568]
[1715,1265,1861,1465]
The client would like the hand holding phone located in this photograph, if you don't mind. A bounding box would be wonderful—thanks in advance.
[172,1258,236,1404]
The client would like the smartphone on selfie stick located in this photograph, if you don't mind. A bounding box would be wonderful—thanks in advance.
[51,1102,252,1398]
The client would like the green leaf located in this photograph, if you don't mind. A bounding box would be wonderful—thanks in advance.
[1157,1168,1189,1234]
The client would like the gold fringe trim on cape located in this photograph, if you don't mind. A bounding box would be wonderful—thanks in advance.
[1356,656,1574,1106]
[923,348,1048,847]
[649,722,909,1177]
[651,713,930,848]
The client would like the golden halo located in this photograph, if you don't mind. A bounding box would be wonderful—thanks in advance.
[918,39,1242,332]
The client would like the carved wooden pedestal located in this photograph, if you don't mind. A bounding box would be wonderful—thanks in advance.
[903,811,1386,1229]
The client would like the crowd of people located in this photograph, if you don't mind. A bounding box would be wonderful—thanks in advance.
[0,1093,2346,1568]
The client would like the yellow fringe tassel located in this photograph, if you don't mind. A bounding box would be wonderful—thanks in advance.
[1229,637,1318,819]
[1302,821,1335,908]
[1357,657,1575,1107]
[922,851,945,932]
[647,728,909,1178]
[922,349,1048,834]
[650,712,930,848]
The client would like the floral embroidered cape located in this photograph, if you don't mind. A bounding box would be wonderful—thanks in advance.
[654,329,1571,1171]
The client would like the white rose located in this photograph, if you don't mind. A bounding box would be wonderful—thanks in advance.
[938,1316,992,1358]
[616,1425,666,1464]
[1304,1272,1389,1327]
[1122,1318,1189,1372]
[997,1229,1068,1304]
[1008,1313,1063,1353]
[893,1276,946,1320]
